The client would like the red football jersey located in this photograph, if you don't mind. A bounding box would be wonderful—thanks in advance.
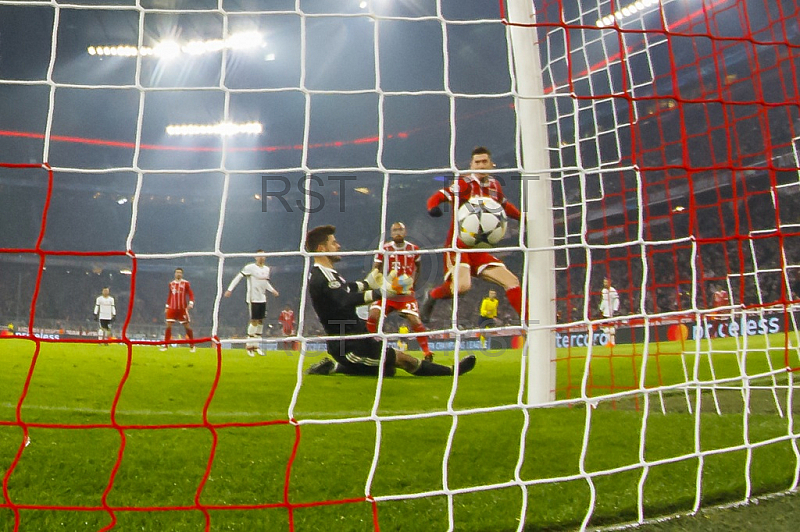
[166,279,194,310]
[427,174,521,247]
[279,309,295,329]
[374,241,420,277]
[713,290,730,307]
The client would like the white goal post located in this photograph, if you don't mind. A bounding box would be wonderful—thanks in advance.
[505,0,558,405]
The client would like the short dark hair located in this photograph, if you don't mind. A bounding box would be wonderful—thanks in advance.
[306,225,336,252]
[472,146,492,158]
[175,267,183,273]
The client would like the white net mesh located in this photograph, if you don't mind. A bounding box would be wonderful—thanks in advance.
[1,0,800,530]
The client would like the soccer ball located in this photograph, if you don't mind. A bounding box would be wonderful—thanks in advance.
[457,196,507,248]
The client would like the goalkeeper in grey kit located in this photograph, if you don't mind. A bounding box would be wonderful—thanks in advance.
[304,225,476,377]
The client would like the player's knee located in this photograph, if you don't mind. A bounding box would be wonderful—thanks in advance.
[455,281,471,294]
[501,271,520,289]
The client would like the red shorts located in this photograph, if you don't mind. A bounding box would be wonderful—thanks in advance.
[443,250,503,280]
[282,325,294,335]
[369,295,420,317]
[165,308,190,323]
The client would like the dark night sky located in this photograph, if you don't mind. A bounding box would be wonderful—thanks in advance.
[0,0,521,257]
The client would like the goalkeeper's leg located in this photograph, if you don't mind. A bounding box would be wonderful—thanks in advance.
[307,340,475,377]
[395,349,475,376]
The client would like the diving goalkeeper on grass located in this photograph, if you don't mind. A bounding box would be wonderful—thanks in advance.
[304,224,476,377]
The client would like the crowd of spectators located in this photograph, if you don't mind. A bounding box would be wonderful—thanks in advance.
[2,103,798,336]
[2,170,799,338]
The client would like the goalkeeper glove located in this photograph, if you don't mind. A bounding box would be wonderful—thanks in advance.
[428,206,443,218]
[363,268,384,290]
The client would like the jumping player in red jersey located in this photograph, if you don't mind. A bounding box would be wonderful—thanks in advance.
[367,222,435,362]
[161,267,196,352]
[420,146,524,324]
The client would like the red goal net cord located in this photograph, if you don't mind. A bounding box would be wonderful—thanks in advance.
[501,0,800,401]
[2,0,800,530]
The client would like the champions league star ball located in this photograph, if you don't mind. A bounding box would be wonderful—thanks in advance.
[457,196,507,248]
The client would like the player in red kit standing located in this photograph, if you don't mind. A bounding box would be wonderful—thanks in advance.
[420,146,524,324]
[367,222,435,362]
[279,306,295,336]
[712,286,730,308]
[279,305,295,350]
[710,284,731,337]
[161,267,196,352]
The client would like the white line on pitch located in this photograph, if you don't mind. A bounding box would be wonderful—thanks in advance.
[0,402,439,419]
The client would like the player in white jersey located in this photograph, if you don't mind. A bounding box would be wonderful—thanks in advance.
[93,287,116,345]
[599,277,620,346]
[225,250,280,356]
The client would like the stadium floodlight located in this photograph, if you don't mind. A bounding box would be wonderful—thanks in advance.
[165,121,264,137]
[153,40,181,59]
[596,0,661,27]
[86,31,267,59]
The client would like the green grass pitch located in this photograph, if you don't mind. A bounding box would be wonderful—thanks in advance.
[0,336,798,531]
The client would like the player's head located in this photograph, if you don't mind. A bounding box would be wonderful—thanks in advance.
[390,222,406,243]
[174,267,184,280]
[306,225,340,262]
[255,249,266,266]
[470,146,494,176]
[603,277,610,288]
[102,287,110,296]
[488,289,497,299]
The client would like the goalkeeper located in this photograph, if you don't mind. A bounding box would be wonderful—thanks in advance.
[304,225,476,377]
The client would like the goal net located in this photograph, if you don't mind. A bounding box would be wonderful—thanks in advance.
[0,0,798,530]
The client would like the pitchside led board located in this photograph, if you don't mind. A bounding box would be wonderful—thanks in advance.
[555,313,788,348]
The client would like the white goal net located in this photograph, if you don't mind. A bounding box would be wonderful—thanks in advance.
[0,0,799,531]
